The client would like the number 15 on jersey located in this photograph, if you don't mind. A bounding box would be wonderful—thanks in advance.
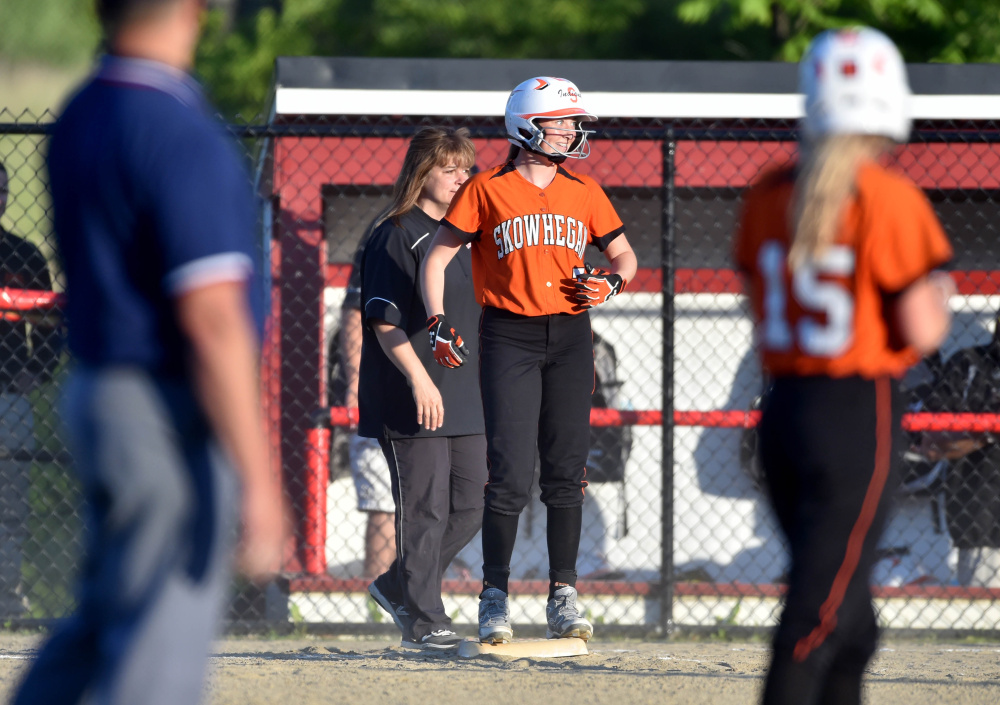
[758,241,856,358]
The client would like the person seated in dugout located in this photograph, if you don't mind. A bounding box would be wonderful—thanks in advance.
[913,313,1000,587]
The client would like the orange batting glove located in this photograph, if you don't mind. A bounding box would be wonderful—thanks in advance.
[573,262,627,308]
[427,314,469,368]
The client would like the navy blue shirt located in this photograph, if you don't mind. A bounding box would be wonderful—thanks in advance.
[359,207,484,439]
[48,56,261,375]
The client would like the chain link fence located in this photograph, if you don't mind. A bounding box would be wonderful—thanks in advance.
[3,108,1000,637]
[0,110,79,625]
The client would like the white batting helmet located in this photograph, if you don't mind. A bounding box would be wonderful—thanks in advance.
[504,77,597,161]
[800,27,912,143]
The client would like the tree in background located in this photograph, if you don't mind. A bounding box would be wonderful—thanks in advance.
[195,0,648,119]
[676,0,1000,63]
[0,0,100,67]
[4,0,1000,120]
[194,0,1000,120]
[931,1,1000,62]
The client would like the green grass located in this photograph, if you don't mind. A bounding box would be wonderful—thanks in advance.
[23,369,82,619]
[369,597,385,623]
[22,458,83,619]
[711,601,742,641]
[288,603,308,637]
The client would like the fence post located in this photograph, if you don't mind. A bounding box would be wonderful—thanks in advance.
[660,130,676,636]
[302,410,331,576]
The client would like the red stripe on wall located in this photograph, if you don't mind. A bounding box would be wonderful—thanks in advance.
[326,265,999,296]
[326,407,1000,433]
[288,575,1000,600]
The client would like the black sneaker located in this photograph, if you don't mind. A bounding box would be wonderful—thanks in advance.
[401,629,463,651]
[368,580,408,634]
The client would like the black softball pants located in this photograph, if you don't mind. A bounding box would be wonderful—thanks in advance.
[478,306,593,590]
[375,433,487,641]
[757,375,903,705]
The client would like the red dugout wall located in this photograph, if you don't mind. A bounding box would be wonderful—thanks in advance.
[263,123,1000,634]
[261,55,1000,633]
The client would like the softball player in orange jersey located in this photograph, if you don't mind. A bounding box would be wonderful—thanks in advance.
[421,76,637,644]
[734,28,954,705]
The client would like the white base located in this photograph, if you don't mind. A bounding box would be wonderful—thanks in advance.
[457,637,588,659]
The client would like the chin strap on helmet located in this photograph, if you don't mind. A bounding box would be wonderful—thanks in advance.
[505,76,596,162]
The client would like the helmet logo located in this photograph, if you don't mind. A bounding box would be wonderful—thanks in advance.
[840,60,857,77]
[559,87,580,103]
[505,76,595,160]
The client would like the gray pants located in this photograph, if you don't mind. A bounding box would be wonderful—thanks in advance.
[0,392,33,616]
[13,368,238,705]
[375,434,486,641]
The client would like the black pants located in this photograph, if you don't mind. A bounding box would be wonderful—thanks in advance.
[376,433,486,640]
[757,375,903,705]
[478,306,593,587]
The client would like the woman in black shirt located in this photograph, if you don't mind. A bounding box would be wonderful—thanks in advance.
[359,127,485,650]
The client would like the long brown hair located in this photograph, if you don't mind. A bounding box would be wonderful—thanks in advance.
[374,126,475,229]
[789,134,892,270]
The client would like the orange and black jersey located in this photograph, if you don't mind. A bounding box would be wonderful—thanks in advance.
[734,161,953,379]
[443,160,625,317]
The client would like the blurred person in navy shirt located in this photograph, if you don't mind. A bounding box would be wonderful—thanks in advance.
[13,1,286,703]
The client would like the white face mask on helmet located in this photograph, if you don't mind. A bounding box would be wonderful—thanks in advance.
[504,76,597,162]
[800,27,912,143]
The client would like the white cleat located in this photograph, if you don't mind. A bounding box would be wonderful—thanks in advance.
[478,587,513,644]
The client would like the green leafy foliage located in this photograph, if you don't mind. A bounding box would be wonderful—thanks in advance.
[194,0,647,119]
[933,1,1000,62]
[5,0,1000,120]
[345,0,646,58]
[673,0,1000,62]
[0,0,100,65]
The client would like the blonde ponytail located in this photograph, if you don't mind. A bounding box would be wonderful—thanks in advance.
[789,135,891,270]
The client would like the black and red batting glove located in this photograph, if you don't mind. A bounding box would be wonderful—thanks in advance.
[427,314,469,368]
[573,262,626,308]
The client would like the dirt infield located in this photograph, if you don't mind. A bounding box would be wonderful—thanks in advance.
[0,632,998,704]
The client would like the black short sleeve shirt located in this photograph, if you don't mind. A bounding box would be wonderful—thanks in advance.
[341,226,371,312]
[358,207,484,439]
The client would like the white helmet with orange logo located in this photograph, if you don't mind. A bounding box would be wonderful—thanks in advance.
[800,27,911,143]
[504,76,597,161]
